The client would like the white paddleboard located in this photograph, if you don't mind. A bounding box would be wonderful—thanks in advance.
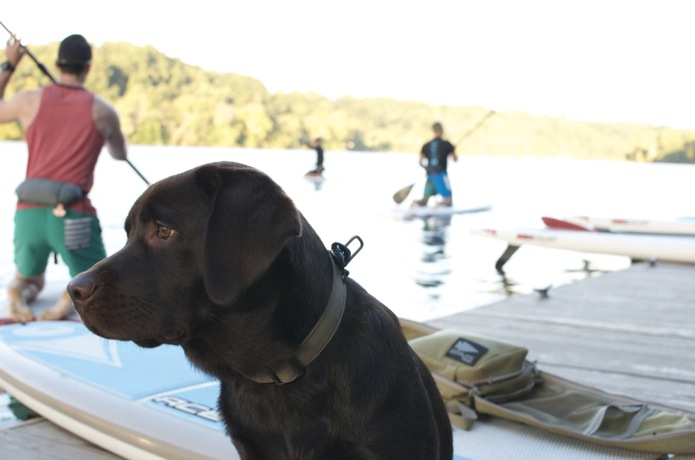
[0,320,664,460]
[392,203,492,219]
[563,215,695,236]
[471,225,695,264]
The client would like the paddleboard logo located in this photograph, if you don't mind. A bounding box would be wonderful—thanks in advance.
[152,396,222,423]
[445,338,488,366]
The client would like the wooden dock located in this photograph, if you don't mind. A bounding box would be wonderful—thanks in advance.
[1,261,694,458]
[0,418,119,459]
[429,260,695,416]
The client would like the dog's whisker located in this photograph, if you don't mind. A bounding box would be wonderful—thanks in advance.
[209,312,234,332]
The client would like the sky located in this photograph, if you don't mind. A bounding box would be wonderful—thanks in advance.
[3,0,693,129]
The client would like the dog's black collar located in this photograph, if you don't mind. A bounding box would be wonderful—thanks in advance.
[249,252,347,385]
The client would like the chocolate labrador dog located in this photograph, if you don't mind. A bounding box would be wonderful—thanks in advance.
[68,162,452,459]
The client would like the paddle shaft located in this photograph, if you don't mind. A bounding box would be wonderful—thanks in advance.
[0,20,56,83]
[127,159,150,186]
[0,20,150,186]
[452,109,496,147]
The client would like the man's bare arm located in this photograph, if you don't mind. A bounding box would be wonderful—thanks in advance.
[0,36,38,127]
[93,97,127,160]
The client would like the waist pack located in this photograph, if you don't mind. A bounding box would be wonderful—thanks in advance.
[401,319,695,455]
[15,178,84,206]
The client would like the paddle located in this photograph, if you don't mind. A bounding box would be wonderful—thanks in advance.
[0,20,151,187]
[0,20,55,83]
[392,109,496,204]
[127,160,150,185]
[392,183,416,204]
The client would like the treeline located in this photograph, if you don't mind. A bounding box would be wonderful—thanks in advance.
[2,42,694,163]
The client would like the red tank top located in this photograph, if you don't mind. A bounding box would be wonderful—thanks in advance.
[21,84,106,215]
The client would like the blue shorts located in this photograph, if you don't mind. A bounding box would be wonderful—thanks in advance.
[425,171,452,198]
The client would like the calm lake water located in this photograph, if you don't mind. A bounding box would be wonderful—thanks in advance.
[1,140,693,324]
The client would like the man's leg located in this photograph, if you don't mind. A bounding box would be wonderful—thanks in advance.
[411,197,429,207]
[432,172,453,207]
[438,196,453,206]
[42,211,107,321]
[411,178,436,207]
[39,289,73,321]
[8,273,45,322]
[12,209,50,322]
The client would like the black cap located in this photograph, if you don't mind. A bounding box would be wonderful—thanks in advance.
[57,34,92,66]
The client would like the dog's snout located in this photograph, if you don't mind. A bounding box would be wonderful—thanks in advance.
[68,273,98,306]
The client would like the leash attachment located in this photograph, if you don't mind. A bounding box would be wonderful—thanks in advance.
[330,235,363,280]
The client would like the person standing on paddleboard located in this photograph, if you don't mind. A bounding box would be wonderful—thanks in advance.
[412,122,457,207]
[0,33,128,323]
[307,137,324,175]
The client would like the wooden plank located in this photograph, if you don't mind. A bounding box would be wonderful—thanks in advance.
[0,418,119,459]
[429,315,695,380]
[456,263,695,338]
[537,365,695,414]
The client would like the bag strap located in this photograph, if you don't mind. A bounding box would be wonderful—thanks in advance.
[431,373,478,430]
[446,400,478,430]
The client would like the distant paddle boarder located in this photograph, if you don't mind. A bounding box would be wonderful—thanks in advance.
[412,122,457,207]
[304,137,324,176]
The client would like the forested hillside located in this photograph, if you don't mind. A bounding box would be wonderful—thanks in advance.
[2,42,693,162]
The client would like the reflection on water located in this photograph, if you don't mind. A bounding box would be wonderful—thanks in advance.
[496,272,520,297]
[415,215,453,292]
[413,212,541,308]
[303,173,325,191]
[564,259,608,276]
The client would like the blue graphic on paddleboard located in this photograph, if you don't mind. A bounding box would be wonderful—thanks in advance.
[0,322,214,400]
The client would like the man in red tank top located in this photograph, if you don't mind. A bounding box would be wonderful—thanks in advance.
[0,34,128,322]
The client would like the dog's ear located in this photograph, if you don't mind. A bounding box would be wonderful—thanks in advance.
[197,163,302,305]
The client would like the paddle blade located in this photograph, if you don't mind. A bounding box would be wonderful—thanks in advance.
[393,183,415,204]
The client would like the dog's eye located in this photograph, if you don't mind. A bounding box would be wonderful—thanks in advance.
[157,225,173,240]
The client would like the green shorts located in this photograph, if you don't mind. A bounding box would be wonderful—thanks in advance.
[14,207,106,278]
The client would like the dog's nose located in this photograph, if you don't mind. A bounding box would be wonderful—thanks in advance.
[68,273,97,306]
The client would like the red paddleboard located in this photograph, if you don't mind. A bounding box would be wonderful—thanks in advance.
[542,217,595,232]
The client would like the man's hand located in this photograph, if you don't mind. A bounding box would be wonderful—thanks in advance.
[5,35,25,68]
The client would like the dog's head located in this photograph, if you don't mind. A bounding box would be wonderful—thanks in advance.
[69,162,302,348]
